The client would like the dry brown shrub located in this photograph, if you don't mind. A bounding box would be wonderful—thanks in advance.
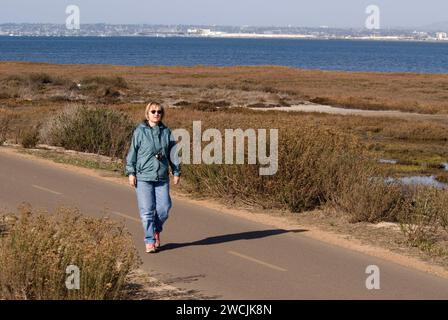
[0,204,140,300]
[399,187,448,247]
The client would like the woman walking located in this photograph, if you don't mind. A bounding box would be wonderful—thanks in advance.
[125,102,181,253]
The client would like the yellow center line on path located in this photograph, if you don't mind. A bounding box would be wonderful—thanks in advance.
[32,184,62,195]
[228,250,287,272]
[110,210,141,223]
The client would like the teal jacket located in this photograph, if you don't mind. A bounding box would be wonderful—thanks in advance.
[125,122,181,181]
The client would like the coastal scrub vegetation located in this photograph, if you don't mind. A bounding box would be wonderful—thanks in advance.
[1,62,448,268]
[0,204,140,300]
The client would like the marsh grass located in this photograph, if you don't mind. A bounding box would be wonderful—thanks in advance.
[1,73,69,94]
[80,76,128,89]
[0,73,129,104]
[76,76,128,102]
[3,63,448,113]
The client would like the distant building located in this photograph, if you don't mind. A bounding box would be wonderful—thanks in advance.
[436,32,448,40]
[187,28,212,35]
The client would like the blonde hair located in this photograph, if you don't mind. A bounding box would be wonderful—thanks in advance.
[145,102,165,121]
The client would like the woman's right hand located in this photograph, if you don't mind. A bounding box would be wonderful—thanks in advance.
[129,175,137,187]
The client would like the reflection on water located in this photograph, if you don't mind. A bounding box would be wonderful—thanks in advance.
[385,176,447,189]
[378,158,398,164]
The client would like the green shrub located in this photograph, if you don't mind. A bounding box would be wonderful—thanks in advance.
[40,105,135,160]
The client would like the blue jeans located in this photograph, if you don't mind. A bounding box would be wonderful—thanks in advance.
[135,180,172,244]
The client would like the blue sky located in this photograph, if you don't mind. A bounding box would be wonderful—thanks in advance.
[0,0,447,28]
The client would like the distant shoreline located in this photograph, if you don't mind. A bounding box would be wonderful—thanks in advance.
[2,34,448,44]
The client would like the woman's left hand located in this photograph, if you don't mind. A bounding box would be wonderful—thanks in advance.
[173,176,180,185]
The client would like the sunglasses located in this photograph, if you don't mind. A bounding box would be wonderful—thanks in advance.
[150,110,163,115]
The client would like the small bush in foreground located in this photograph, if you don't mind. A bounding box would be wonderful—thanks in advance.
[0,204,140,300]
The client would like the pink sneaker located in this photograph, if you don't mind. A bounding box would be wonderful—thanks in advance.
[145,243,156,253]
[154,231,161,248]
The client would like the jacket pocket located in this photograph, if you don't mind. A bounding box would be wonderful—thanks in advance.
[139,157,155,173]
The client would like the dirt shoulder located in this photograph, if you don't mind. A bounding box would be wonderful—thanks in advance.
[2,144,448,280]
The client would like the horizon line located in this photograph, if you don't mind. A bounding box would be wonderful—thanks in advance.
[0,22,444,31]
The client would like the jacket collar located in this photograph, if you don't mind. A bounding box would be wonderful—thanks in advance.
[140,121,166,130]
